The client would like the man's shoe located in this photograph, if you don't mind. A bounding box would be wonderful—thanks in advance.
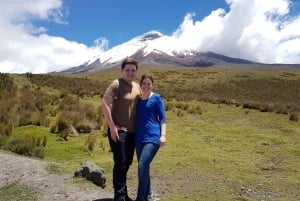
[135,197,148,201]
[125,196,134,201]
[114,195,133,201]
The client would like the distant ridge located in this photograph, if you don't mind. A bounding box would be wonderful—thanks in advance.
[60,31,300,74]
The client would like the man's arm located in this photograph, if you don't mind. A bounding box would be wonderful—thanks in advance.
[101,96,119,141]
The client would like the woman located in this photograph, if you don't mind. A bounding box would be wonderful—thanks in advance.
[135,74,167,201]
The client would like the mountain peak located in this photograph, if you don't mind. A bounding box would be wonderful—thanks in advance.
[138,30,163,42]
[61,31,257,74]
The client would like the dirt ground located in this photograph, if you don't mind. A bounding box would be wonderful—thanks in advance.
[0,152,165,201]
[0,152,114,201]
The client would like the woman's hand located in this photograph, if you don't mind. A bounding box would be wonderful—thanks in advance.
[160,135,166,147]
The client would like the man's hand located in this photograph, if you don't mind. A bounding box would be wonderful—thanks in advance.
[110,126,119,142]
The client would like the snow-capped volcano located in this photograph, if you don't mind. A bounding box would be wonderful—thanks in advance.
[62,30,255,74]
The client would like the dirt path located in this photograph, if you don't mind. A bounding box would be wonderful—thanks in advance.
[0,152,114,201]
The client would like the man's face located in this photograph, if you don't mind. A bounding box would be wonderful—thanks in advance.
[122,64,137,82]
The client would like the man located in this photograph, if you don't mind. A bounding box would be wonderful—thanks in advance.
[101,57,140,201]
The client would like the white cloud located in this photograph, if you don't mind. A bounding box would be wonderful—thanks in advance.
[1,0,300,74]
[170,0,300,64]
[0,0,104,73]
[94,37,109,51]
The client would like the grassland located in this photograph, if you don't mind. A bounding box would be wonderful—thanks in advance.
[0,181,36,201]
[1,65,300,201]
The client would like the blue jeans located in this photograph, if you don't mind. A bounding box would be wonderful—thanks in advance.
[135,142,160,199]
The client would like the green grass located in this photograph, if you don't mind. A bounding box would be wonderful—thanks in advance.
[1,66,300,200]
[0,182,37,201]
[9,99,290,200]
[153,102,300,201]
[11,125,112,173]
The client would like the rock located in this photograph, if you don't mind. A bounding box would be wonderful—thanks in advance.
[74,161,106,188]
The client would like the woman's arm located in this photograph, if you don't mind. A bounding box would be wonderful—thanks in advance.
[160,122,166,147]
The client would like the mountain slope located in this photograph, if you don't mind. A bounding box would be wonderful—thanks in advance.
[61,31,257,74]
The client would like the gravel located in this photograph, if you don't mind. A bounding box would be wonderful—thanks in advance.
[0,152,114,201]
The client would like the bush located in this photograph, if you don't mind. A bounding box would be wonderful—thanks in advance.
[176,109,184,117]
[56,115,70,133]
[75,121,92,133]
[49,122,57,134]
[0,135,10,148]
[52,102,99,135]
[187,105,203,115]
[0,122,13,148]
[0,73,16,99]
[8,136,34,156]
[7,134,47,158]
[0,123,12,137]
[165,102,174,111]
[83,134,97,154]
[58,128,71,141]
[35,147,46,159]
[289,112,299,122]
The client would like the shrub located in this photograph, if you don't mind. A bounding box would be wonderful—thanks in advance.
[95,107,104,130]
[83,134,97,154]
[0,122,13,147]
[7,134,47,158]
[58,94,79,110]
[75,121,92,133]
[176,109,184,117]
[0,123,12,137]
[0,73,16,99]
[289,112,299,122]
[101,119,108,136]
[188,105,203,115]
[8,136,34,156]
[165,102,174,111]
[0,135,10,147]
[56,115,70,133]
[39,117,51,127]
[58,128,71,141]
[18,111,32,127]
[49,122,57,134]
[42,135,47,147]
[29,111,45,126]
[53,102,99,135]
[242,101,261,110]
[35,147,46,159]
[275,105,289,115]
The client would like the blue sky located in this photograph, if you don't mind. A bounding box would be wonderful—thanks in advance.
[36,0,229,47]
[1,0,300,73]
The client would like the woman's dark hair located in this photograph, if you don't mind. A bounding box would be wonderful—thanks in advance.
[121,57,138,70]
[140,74,154,85]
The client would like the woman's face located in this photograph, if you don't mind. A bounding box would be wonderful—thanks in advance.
[141,78,153,94]
[122,64,137,82]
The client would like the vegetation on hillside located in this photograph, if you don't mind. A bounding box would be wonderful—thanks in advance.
[0,73,104,157]
[25,73,106,97]
[1,67,300,156]
[0,67,300,200]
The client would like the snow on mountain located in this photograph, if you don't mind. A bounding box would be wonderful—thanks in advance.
[61,30,256,74]
[90,30,170,65]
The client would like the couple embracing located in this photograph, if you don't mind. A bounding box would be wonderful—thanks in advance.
[101,57,167,201]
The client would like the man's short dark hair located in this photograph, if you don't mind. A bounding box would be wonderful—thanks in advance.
[121,57,138,70]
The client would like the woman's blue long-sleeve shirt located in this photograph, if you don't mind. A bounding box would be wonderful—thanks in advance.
[135,93,166,144]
